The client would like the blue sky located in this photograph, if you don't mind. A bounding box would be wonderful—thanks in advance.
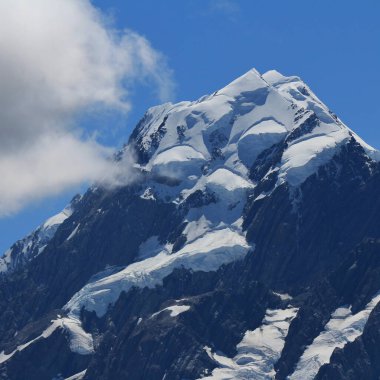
[1,0,379,253]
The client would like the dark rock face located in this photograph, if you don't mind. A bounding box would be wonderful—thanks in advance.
[244,139,379,290]
[0,328,89,380]
[274,279,340,380]
[0,184,185,349]
[129,113,169,165]
[314,241,380,380]
[242,139,380,380]
[83,266,278,380]
[286,111,319,144]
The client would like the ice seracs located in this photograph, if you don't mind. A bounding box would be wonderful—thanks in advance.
[200,306,298,379]
[65,227,249,318]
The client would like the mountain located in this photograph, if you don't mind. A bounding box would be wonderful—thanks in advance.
[0,195,81,274]
[1,68,380,380]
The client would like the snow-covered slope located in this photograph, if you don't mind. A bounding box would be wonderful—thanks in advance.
[66,227,249,318]
[133,68,377,189]
[0,314,93,364]
[0,196,80,273]
[3,68,375,280]
[289,292,380,380]
[59,67,380,325]
[201,306,298,379]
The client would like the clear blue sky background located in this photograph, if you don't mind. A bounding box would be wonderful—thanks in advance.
[1,0,379,253]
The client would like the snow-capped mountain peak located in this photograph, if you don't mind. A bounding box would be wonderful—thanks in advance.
[216,67,269,97]
[131,68,377,192]
[1,68,380,380]
[62,68,379,325]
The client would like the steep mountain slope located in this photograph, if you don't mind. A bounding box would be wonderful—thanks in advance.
[1,68,380,380]
[0,195,81,274]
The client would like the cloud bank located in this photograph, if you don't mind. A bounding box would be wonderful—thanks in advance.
[0,0,174,215]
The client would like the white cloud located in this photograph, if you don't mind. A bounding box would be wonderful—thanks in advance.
[0,0,174,215]
[0,133,140,215]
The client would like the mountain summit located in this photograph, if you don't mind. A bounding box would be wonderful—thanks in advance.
[1,69,380,380]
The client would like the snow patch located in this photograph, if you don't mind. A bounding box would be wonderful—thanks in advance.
[0,202,75,273]
[289,292,380,380]
[153,145,206,165]
[138,236,162,260]
[140,187,156,200]
[0,319,61,364]
[218,68,268,98]
[0,249,12,272]
[65,227,249,318]
[152,304,191,318]
[43,207,73,229]
[278,128,350,186]
[237,119,287,168]
[0,315,93,364]
[273,292,293,301]
[201,307,298,379]
[181,168,252,207]
[151,145,206,178]
[67,224,80,241]
[65,370,87,380]
[206,168,252,193]
[182,216,211,244]
[61,316,94,355]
